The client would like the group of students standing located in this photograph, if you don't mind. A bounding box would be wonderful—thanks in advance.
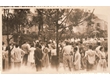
[2,41,58,71]
[61,40,108,71]
[2,39,108,72]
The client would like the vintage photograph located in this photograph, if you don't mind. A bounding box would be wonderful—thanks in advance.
[1,7,109,73]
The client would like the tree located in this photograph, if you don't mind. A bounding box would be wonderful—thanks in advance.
[2,9,15,69]
[38,9,67,69]
[13,9,31,32]
[2,9,31,68]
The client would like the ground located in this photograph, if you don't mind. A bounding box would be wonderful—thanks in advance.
[2,63,109,74]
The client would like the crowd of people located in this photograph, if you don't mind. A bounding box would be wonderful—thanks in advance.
[2,37,108,72]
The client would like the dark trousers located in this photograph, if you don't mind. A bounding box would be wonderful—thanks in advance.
[2,59,5,71]
[14,62,21,68]
[35,60,42,71]
[48,52,51,62]
[23,54,28,66]
[51,56,58,69]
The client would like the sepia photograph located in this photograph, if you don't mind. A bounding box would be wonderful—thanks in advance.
[1,6,109,73]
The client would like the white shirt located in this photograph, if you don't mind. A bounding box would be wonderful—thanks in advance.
[96,46,101,56]
[51,49,57,56]
[11,47,25,62]
[63,45,73,55]
[85,49,96,64]
[99,51,106,59]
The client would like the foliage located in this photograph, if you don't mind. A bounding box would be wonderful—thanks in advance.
[2,8,105,43]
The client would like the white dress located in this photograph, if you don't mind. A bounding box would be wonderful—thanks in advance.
[74,51,81,70]
[98,51,107,70]
[28,47,36,63]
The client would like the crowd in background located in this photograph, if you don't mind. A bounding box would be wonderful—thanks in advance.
[2,37,108,72]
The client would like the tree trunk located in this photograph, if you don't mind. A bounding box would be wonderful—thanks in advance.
[6,17,11,69]
[56,9,59,70]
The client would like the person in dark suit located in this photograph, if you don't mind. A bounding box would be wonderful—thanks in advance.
[34,43,43,71]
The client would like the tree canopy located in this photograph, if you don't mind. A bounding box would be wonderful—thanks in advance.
[2,8,107,44]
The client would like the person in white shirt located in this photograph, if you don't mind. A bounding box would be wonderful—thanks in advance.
[62,41,73,71]
[95,42,101,65]
[50,44,58,70]
[85,45,97,71]
[11,44,25,69]
[21,41,30,66]
[98,47,107,71]
[42,44,49,68]
[28,44,36,68]
[73,47,81,71]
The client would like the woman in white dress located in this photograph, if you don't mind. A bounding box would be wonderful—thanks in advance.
[73,47,81,71]
[42,44,49,68]
[98,47,107,71]
[50,44,58,70]
[28,44,36,67]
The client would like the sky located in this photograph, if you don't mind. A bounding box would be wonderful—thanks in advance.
[30,6,110,22]
[71,6,110,33]
[74,6,110,22]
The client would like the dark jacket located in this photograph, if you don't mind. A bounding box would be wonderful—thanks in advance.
[34,47,43,64]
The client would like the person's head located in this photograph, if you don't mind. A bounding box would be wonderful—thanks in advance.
[80,41,83,44]
[51,44,56,49]
[74,47,78,52]
[100,47,104,52]
[31,43,34,47]
[97,42,101,46]
[89,45,92,50]
[65,41,70,45]
[2,42,5,45]
[23,41,27,44]
[10,43,14,46]
[5,46,9,51]
[15,44,19,48]
[45,43,49,48]
[66,41,71,45]
[69,42,72,45]
[39,45,42,49]
[36,43,39,48]
[76,43,79,46]
[36,43,42,49]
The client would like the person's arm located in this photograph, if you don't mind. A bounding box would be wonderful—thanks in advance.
[42,49,46,61]
[62,47,64,56]
[21,49,25,56]
[11,47,14,54]
[11,49,15,60]
[27,44,30,53]
[85,51,87,57]
[95,50,100,58]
